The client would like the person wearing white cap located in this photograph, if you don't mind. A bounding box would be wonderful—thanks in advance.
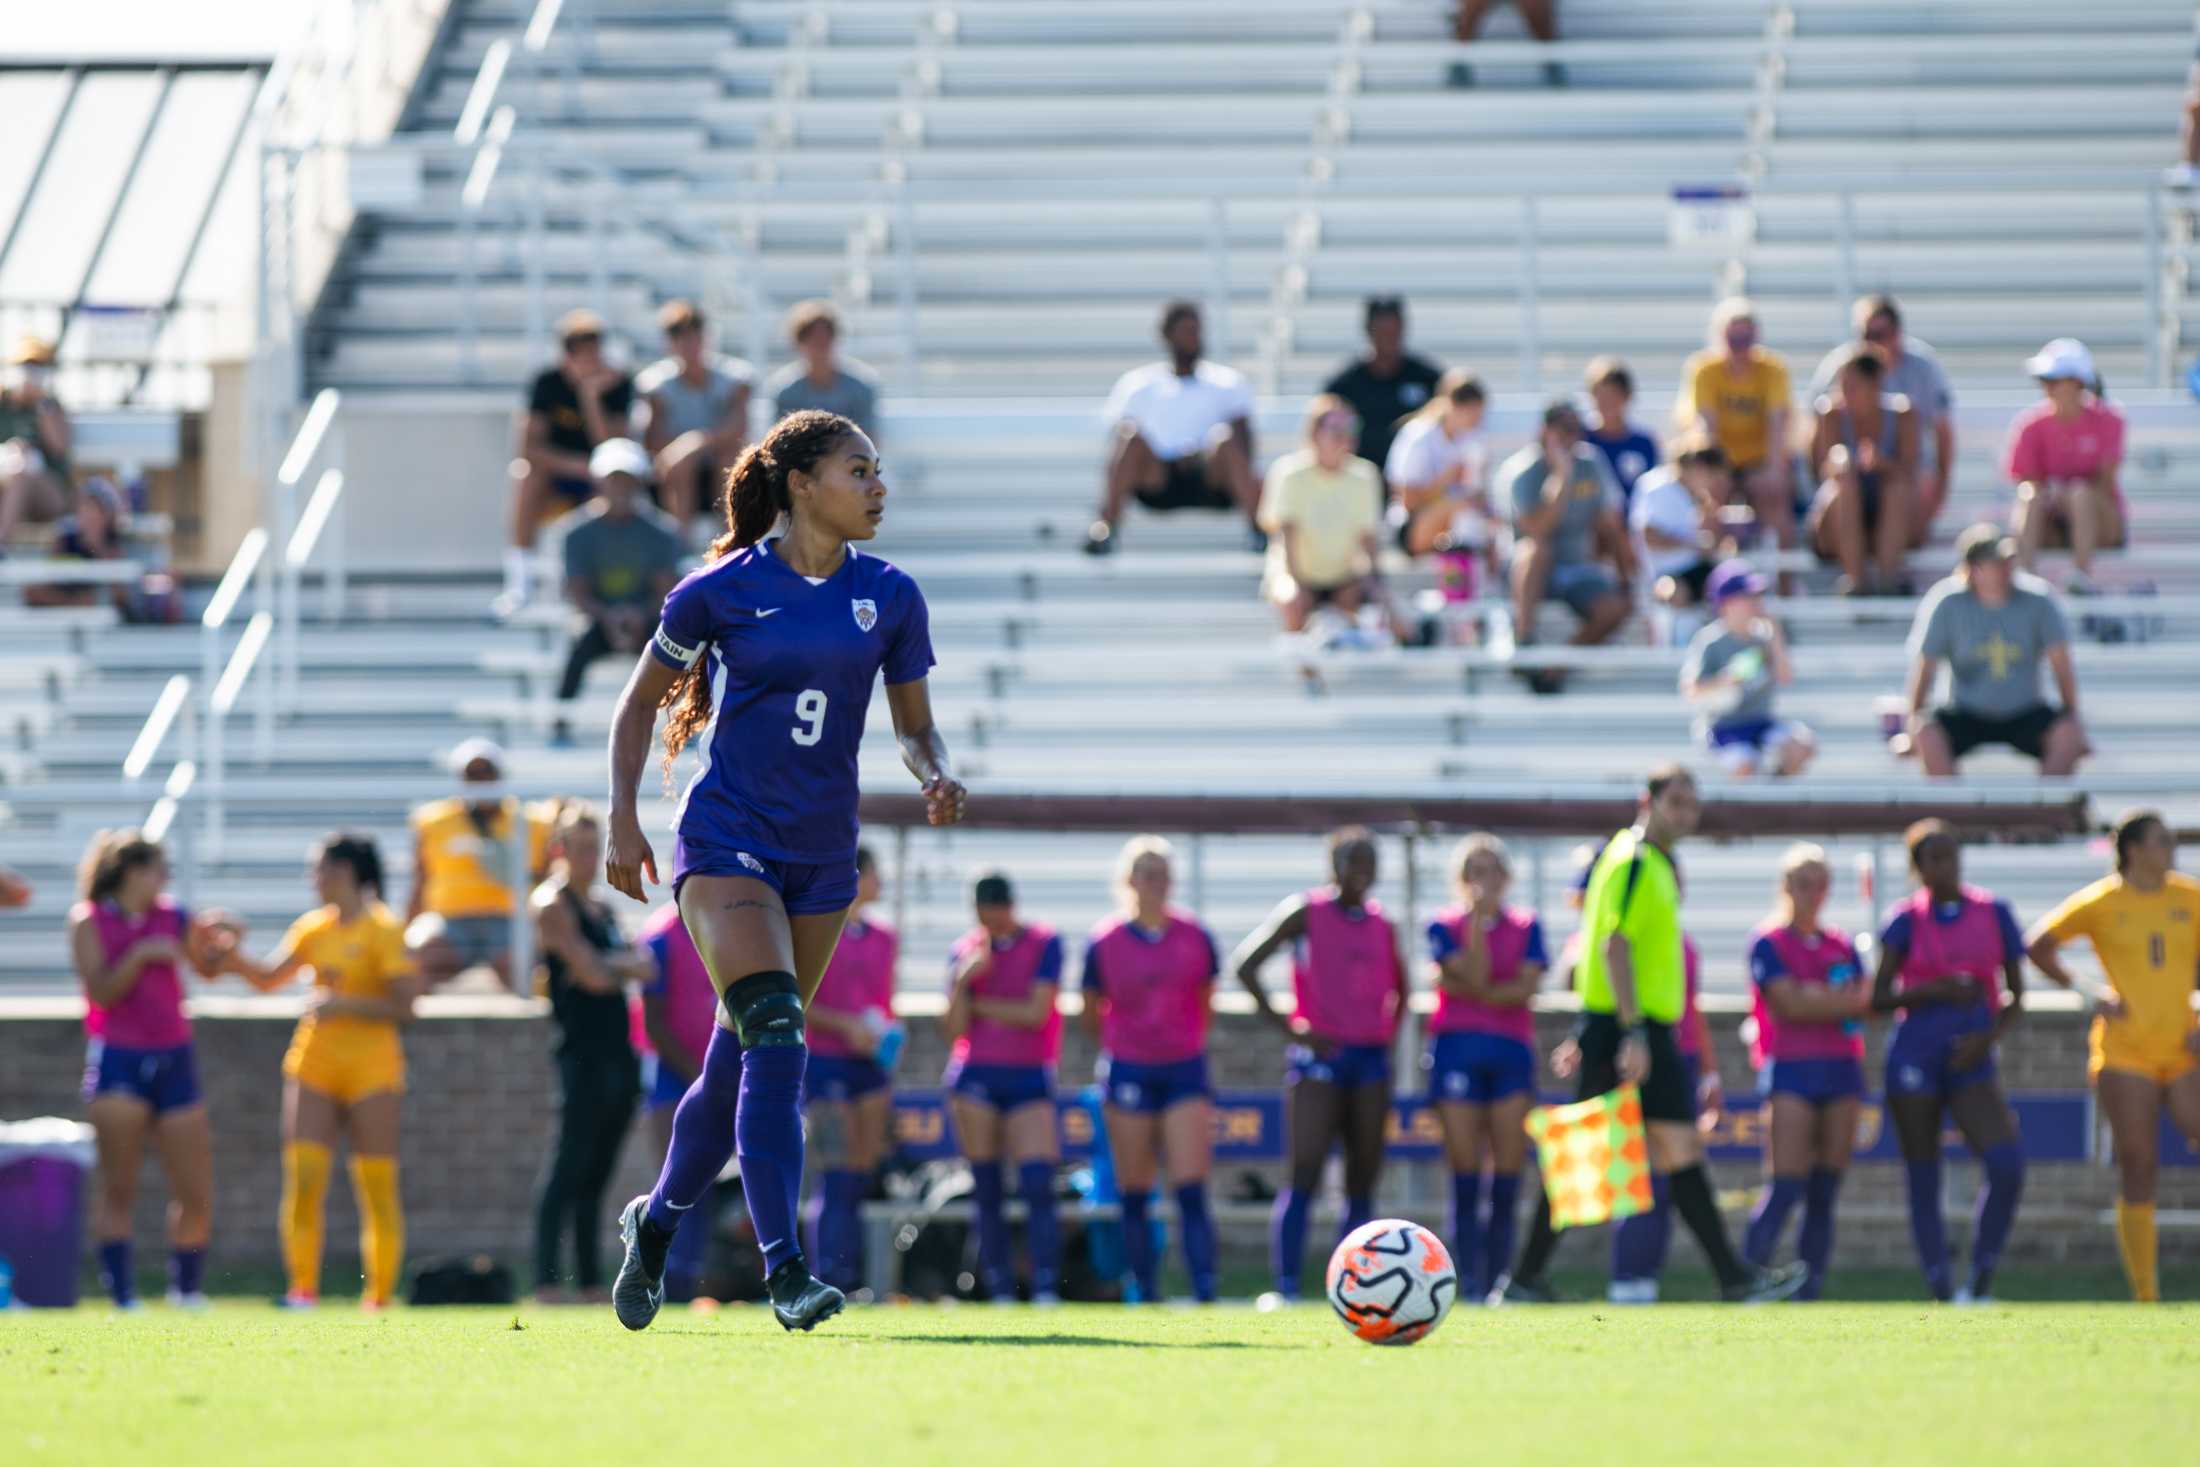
[550,440,684,746]
[404,738,555,987]
[2005,338,2125,592]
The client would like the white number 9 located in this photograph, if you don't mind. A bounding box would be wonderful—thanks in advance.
[792,688,828,746]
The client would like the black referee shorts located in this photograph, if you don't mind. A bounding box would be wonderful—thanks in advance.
[1574,1013,1694,1124]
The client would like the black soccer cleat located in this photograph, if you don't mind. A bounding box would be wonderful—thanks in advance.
[1485,1272,1558,1307]
[766,1256,845,1333]
[612,1195,669,1332]
[1726,1260,1811,1305]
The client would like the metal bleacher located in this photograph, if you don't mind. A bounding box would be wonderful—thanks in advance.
[4,0,2199,1001]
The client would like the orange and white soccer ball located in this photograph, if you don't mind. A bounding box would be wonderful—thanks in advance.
[1325,1218,1456,1346]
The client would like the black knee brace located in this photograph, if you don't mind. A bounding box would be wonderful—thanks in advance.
[722,970,804,1048]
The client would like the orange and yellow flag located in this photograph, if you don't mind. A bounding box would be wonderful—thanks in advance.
[1524,1085,1655,1229]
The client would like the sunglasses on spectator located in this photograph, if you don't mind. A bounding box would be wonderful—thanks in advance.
[563,331,604,349]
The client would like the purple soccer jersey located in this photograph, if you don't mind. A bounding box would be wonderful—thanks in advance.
[650,540,934,863]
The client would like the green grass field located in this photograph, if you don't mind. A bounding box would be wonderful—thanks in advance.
[7,1298,2195,1466]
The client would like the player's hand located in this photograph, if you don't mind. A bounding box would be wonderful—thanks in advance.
[1933,975,1984,1008]
[604,813,658,902]
[920,773,966,827]
[1617,1032,1650,1085]
[1288,1017,1336,1059]
[1698,1071,1725,1135]
[1949,1032,1994,1071]
[2097,989,2128,1022]
[1549,1035,1582,1080]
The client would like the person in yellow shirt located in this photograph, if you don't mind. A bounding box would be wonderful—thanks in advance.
[1258,395,1389,635]
[405,739,552,989]
[2027,809,2200,1302]
[1676,297,1798,560]
[223,833,422,1309]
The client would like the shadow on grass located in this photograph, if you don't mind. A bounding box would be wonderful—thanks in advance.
[886,1333,1289,1350]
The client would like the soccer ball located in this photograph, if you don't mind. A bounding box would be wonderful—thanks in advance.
[1325,1218,1456,1346]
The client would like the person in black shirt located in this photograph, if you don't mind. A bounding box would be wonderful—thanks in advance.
[503,309,635,616]
[532,802,648,1302]
[1322,297,1445,511]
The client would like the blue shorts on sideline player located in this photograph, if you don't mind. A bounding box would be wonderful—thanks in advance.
[1423,1031,1535,1104]
[1099,1054,1211,1114]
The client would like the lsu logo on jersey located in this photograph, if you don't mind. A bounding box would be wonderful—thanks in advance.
[851,598,877,632]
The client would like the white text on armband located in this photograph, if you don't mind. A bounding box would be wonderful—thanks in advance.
[653,627,702,667]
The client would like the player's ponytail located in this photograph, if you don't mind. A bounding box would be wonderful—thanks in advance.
[662,409,863,778]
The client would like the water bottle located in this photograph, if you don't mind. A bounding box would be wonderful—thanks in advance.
[864,1010,905,1072]
[0,1255,14,1309]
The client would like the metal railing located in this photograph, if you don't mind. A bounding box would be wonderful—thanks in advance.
[198,526,270,863]
[121,673,200,898]
[273,388,344,708]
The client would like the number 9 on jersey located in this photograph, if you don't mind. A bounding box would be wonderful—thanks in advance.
[792,688,828,746]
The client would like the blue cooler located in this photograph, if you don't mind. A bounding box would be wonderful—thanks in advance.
[0,1118,97,1308]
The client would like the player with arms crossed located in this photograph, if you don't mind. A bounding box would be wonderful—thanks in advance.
[2026,810,2200,1302]
[602,410,965,1333]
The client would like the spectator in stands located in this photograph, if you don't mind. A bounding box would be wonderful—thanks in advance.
[553,440,684,747]
[1322,296,1444,506]
[2175,42,2200,186]
[1450,0,1562,88]
[405,739,553,988]
[1583,357,1660,509]
[1386,370,1491,603]
[504,310,634,616]
[764,300,879,439]
[1629,433,1728,618]
[2006,338,2125,593]
[1259,395,1386,634]
[1807,295,1955,540]
[0,336,73,548]
[1676,298,1796,561]
[637,300,751,537]
[0,865,27,907]
[1902,524,2088,779]
[1681,561,1815,780]
[1502,401,1633,693]
[1085,300,1261,557]
[1807,347,1918,597]
[24,477,176,622]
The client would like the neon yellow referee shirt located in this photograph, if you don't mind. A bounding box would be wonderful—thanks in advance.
[1576,828,1686,1024]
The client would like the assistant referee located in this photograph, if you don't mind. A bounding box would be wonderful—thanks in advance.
[1492,764,1807,1304]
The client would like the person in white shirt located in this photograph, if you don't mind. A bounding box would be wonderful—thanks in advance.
[1384,369,1491,603]
[1086,301,1259,556]
[1630,433,1728,612]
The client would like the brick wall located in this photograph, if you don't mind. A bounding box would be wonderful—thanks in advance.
[3,998,2192,1288]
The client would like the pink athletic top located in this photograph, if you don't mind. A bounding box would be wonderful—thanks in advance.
[1883,885,2020,1009]
[2005,398,2125,507]
[950,923,1064,1067]
[1748,921,1866,1062]
[636,903,717,1070]
[809,915,898,1058]
[1291,889,1403,1048]
[1425,905,1547,1043]
[1082,909,1218,1065]
[76,897,192,1049]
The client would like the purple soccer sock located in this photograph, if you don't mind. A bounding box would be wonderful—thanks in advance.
[1904,1158,1952,1300]
[1969,1143,2025,1296]
[1175,1183,1217,1303]
[734,1042,808,1275]
[970,1161,1012,1297]
[1019,1162,1061,1297]
[663,1189,714,1300]
[813,1170,865,1292]
[1797,1168,1843,1300]
[170,1246,205,1298]
[1449,1172,1487,1296]
[1484,1173,1523,1297]
[1270,1188,1311,1297]
[1610,1174,1672,1286]
[647,1026,743,1234]
[98,1239,133,1307]
[1119,1190,1159,1300]
[1338,1194,1375,1244]
[1744,1176,1807,1268]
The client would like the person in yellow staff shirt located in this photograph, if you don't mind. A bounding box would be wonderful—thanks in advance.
[223,833,423,1309]
[406,738,553,990]
[2026,809,2200,1302]
[1676,297,1798,563]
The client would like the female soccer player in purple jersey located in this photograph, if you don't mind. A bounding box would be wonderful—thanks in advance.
[602,410,965,1333]
[1870,821,2028,1303]
[1233,827,1408,1303]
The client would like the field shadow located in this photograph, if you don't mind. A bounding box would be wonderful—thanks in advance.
[888,1333,1287,1351]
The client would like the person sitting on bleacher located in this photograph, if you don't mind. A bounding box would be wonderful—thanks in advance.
[1583,357,1661,511]
[1322,295,1444,509]
[637,300,751,538]
[23,478,176,622]
[405,739,554,990]
[1501,401,1633,695]
[1258,395,1387,635]
[1806,296,1954,541]
[1084,300,1261,557]
[501,310,634,618]
[1806,347,1917,599]
[552,440,684,748]
[1629,432,1728,621]
[2006,338,2125,595]
[0,336,73,549]
[1675,298,1797,565]
[764,300,879,440]
[1901,524,2088,779]
[1680,561,1815,780]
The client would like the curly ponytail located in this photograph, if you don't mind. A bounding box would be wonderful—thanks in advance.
[660,409,861,777]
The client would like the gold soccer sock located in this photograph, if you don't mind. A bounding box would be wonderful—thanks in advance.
[2115,1200,2159,1303]
[351,1155,405,1306]
[280,1141,333,1299]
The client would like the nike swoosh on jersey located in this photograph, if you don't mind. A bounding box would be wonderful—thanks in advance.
[754,607,783,618]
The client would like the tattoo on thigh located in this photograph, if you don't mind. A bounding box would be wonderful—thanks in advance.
[722,899,774,914]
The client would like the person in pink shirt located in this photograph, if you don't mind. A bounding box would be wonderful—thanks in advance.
[1740,844,1871,1300]
[941,870,1065,1302]
[1080,836,1222,1303]
[2005,338,2125,590]
[803,846,900,1294]
[67,830,236,1309]
[1422,835,1547,1301]
[635,900,719,1301]
[1232,826,1407,1302]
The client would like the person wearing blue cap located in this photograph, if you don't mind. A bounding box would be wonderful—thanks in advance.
[1679,562,1815,779]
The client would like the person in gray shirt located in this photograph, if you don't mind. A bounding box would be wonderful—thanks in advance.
[555,438,685,746]
[1501,400,1634,691]
[1807,295,1955,541]
[637,300,752,531]
[1903,523,2087,776]
[1679,561,1815,778]
[763,300,879,439]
